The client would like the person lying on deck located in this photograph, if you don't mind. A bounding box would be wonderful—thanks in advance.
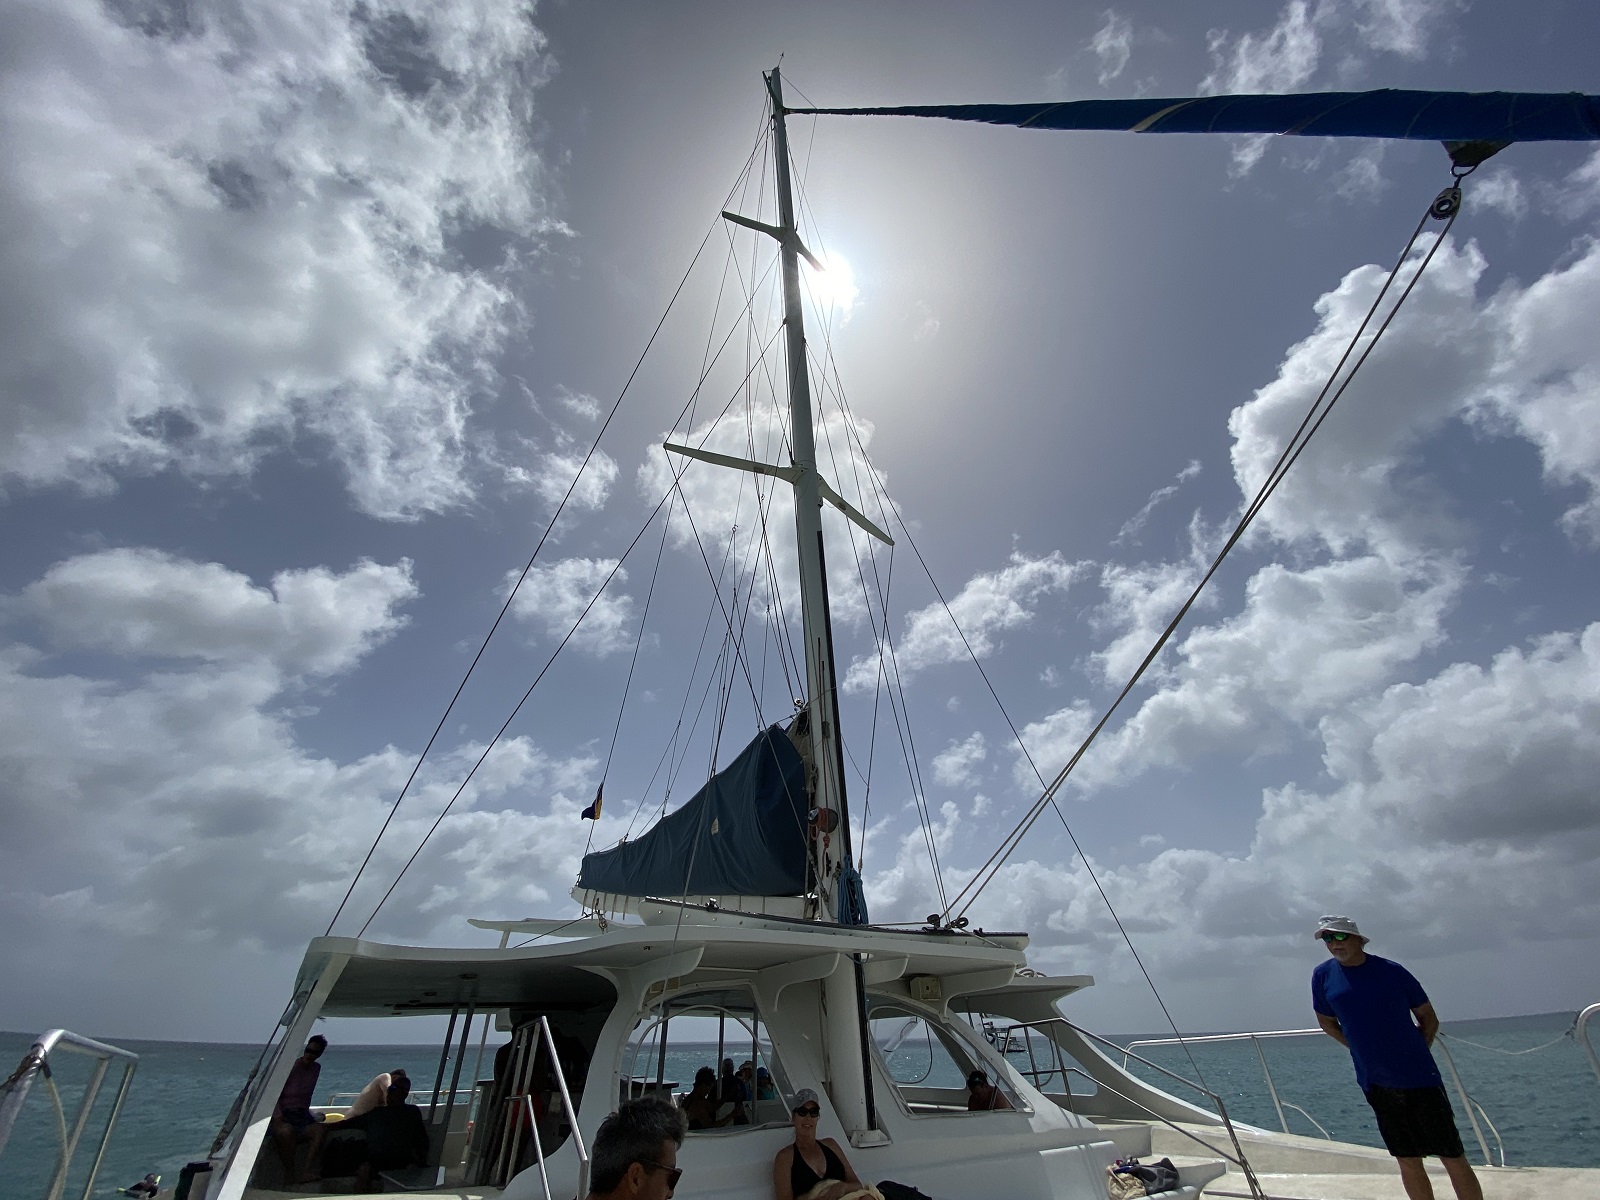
[336,1074,431,1192]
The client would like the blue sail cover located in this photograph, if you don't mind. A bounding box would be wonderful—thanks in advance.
[577,724,810,898]
[795,90,1600,144]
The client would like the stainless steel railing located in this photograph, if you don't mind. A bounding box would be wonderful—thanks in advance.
[1577,1004,1600,1086]
[1122,1025,1506,1167]
[0,1029,140,1200]
[494,1015,590,1200]
[998,1017,1269,1200]
[1122,1027,1334,1140]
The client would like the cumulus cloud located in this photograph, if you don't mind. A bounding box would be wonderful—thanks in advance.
[509,557,635,656]
[932,732,987,789]
[0,0,559,519]
[843,551,1084,693]
[968,621,1600,990]
[0,547,606,1033]
[535,448,619,513]
[15,548,415,677]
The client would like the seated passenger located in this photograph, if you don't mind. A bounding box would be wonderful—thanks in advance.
[271,1035,328,1183]
[755,1065,778,1101]
[720,1057,749,1124]
[583,1095,686,1200]
[965,1069,1013,1111]
[344,1067,409,1118]
[681,1067,733,1130]
[337,1074,431,1191]
[772,1089,881,1200]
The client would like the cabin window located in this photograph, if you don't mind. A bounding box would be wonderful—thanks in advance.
[623,987,795,1132]
[867,1000,1027,1115]
[955,1008,1099,1105]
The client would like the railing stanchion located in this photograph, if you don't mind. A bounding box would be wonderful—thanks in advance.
[1576,1004,1600,1086]
[1434,1039,1494,1167]
[1250,1035,1288,1133]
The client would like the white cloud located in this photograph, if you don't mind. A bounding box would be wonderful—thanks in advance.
[1471,171,1527,222]
[1202,1,1322,96]
[932,732,988,789]
[1465,236,1600,540]
[509,557,635,656]
[1114,459,1201,545]
[844,551,1084,693]
[0,546,606,1034]
[1090,11,1134,85]
[535,448,619,513]
[1229,237,1493,558]
[555,387,602,421]
[15,548,415,677]
[0,0,559,519]
[1349,0,1459,60]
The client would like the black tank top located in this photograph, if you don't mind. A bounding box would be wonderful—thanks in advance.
[790,1140,846,1195]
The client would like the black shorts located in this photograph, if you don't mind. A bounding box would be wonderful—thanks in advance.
[1363,1084,1465,1159]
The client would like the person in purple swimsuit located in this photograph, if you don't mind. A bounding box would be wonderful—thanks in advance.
[271,1034,328,1183]
[1312,916,1483,1200]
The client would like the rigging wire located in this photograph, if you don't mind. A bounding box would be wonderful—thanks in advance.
[324,124,771,938]
[360,219,794,928]
[948,179,1466,919]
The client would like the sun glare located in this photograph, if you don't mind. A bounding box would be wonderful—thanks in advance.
[803,251,858,317]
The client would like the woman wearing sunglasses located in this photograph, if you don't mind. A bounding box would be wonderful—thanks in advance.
[771,1089,880,1200]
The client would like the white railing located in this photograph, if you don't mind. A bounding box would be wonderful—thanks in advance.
[495,1016,590,1200]
[1000,1018,1270,1200]
[1577,1004,1600,1085]
[1122,1026,1508,1167]
[0,1029,140,1200]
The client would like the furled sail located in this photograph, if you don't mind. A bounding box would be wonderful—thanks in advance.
[577,724,810,899]
[794,90,1600,145]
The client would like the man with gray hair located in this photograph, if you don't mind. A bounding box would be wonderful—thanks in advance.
[584,1095,687,1200]
[1311,915,1482,1200]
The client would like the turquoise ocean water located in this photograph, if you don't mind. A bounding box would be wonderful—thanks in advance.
[3,1012,1596,1196]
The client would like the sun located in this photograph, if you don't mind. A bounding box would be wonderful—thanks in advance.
[802,251,858,317]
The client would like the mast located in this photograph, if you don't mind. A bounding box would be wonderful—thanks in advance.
[671,67,891,922]
[766,66,853,923]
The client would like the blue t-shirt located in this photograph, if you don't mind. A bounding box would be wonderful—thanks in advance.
[1311,953,1441,1091]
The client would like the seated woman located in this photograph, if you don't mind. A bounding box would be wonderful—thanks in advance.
[681,1067,734,1131]
[771,1089,880,1200]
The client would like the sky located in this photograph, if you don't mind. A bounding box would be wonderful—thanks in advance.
[3,0,1600,1046]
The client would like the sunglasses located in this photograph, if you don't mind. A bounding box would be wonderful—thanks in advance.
[640,1159,683,1189]
[1319,931,1353,943]
[793,1105,821,1118]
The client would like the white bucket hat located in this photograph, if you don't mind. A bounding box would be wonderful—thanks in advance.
[1313,914,1365,940]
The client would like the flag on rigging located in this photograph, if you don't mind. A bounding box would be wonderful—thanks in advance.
[581,783,603,821]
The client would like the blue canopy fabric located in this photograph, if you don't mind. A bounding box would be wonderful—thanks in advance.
[793,90,1600,145]
[577,724,811,899]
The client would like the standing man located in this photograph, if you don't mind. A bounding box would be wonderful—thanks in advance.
[583,1095,686,1200]
[1311,916,1483,1200]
